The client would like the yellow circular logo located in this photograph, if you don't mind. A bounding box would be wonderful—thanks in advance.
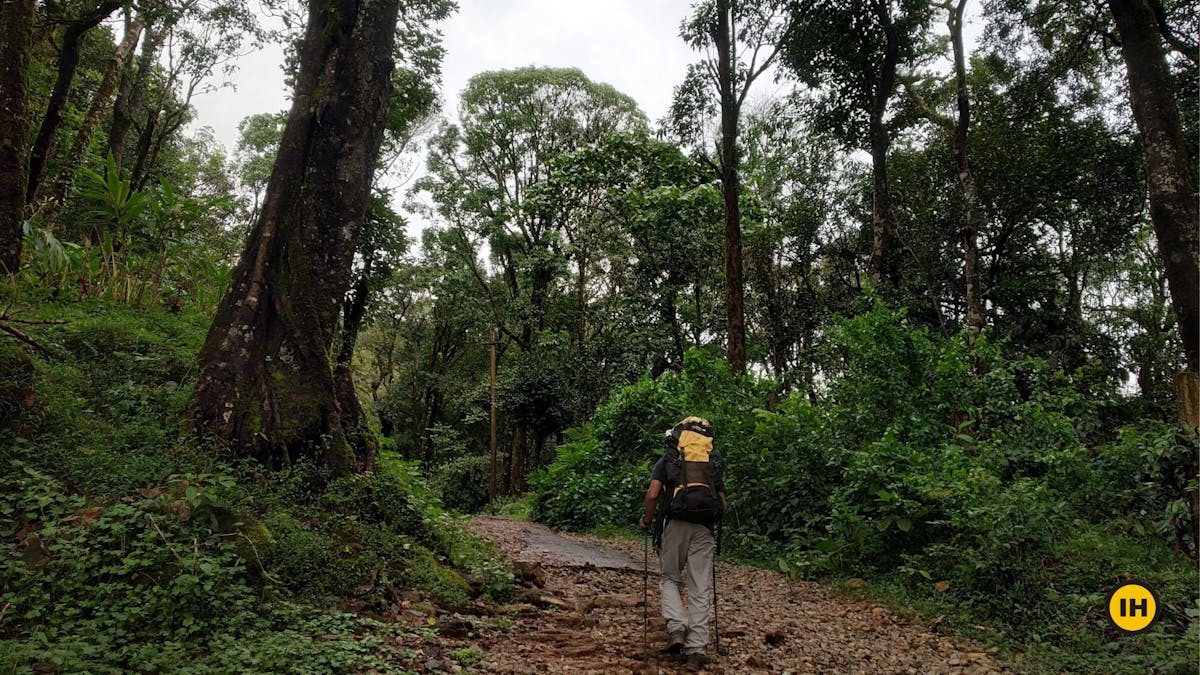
[1106,581,1160,634]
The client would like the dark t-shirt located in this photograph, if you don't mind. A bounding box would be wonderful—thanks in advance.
[651,456,724,493]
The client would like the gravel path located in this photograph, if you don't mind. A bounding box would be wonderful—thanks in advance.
[433,517,1010,674]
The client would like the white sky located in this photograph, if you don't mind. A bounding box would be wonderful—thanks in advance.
[190,1,703,153]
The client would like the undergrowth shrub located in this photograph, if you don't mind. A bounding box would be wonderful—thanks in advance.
[430,454,491,513]
[0,299,514,672]
[0,464,254,667]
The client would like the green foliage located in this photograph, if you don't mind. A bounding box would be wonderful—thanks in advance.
[532,429,649,531]
[1,299,513,672]
[0,341,34,430]
[0,465,252,661]
[431,454,491,513]
[5,302,205,494]
[452,646,485,666]
[490,493,536,519]
[498,335,575,438]
[22,155,237,311]
[533,303,1198,671]
[532,349,760,530]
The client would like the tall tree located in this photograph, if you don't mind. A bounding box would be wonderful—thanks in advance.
[194,0,411,473]
[421,67,645,351]
[107,1,187,172]
[1109,0,1199,374]
[678,0,789,373]
[783,0,933,291]
[419,67,646,490]
[901,0,986,347]
[0,0,36,273]
[739,100,841,389]
[123,1,263,190]
[43,14,145,222]
[527,132,724,372]
[25,0,123,204]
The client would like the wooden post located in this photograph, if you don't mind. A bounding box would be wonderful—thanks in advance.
[489,328,498,503]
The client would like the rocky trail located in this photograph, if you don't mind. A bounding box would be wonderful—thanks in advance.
[417,517,1009,674]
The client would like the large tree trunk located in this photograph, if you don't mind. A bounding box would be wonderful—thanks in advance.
[0,0,36,273]
[714,0,747,373]
[45,16,144,221]
[25,1,123,205]
[1110,0,1200,374]
[867,0,900,290]
[194,0,401,475]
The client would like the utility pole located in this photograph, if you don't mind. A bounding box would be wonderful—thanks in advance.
[488,328,498,502]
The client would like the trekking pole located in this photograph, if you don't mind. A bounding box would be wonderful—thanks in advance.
[712,521,721,656]
[642,525,649,659]
[712,562,720,656]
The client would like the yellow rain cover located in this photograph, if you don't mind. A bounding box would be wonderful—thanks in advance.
[672,416,713,494]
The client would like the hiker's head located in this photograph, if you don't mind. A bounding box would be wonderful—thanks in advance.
[666,417,712,443]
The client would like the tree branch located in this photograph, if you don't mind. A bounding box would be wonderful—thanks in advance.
[0,322,53,358]
[449,224,523,345]
[898,74,954,130]
[1150,0,1199,64]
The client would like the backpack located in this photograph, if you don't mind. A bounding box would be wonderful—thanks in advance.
[661,416,724,526]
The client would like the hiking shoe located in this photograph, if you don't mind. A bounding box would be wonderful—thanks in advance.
[663,629,686,654]
[685,652,712,670]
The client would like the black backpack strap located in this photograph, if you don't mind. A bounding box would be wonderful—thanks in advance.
[651,485,670,552]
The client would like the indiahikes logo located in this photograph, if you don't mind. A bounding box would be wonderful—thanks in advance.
[1105,581,1161,635]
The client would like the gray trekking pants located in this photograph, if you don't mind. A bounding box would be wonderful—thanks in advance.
[659,519,714,655]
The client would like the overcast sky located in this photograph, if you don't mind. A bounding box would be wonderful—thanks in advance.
[190,1,704,153]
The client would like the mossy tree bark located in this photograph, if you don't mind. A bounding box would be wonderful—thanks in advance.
[194,0,401,474]
[1109,0,1199,374]
[0,0,36,273]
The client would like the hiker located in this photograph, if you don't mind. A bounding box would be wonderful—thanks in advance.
[638,416,725,667]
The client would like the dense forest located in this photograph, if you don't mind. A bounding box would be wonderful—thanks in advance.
[0,0,1197,672]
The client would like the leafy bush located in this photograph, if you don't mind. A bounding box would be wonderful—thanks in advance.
[0,298,514,672]
[532,430,651,530]
[430,454,491,513]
